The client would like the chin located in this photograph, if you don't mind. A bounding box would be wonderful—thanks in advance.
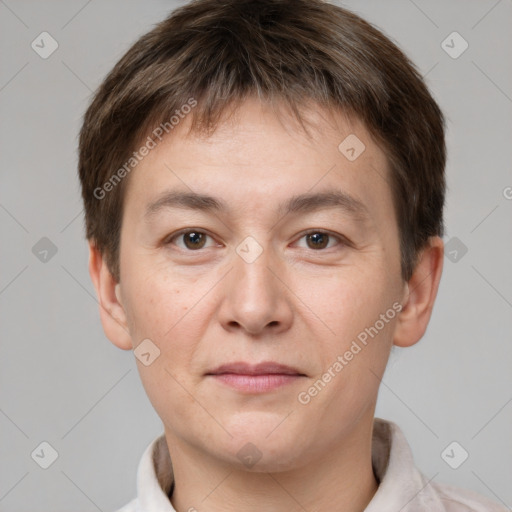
[224,411,297,441]
[234,456,302,473]
[220,423,310,471]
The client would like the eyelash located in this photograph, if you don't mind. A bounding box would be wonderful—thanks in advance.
[164,229,348,252]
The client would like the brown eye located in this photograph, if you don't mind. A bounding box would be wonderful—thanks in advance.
[305,232,330,250]
[166,230,215,251]
[294,230,346,251]
[182,231,207,250]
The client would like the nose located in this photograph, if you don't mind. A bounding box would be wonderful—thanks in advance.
[216,242,294,336]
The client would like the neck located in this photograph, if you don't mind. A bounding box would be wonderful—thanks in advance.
[165,416,379,512]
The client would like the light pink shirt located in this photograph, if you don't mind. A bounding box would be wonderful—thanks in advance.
[116,418,506,511]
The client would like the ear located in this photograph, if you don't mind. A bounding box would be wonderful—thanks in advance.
[88,241,133,350]
[393,236,444,348]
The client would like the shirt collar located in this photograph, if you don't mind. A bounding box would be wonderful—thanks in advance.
[135,418,443,512]
[137,434,175,511]
[366,419,443,511]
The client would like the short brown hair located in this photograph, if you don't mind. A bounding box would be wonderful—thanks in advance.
[78,0,446,282]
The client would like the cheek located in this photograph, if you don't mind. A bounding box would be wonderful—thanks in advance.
[300,278,396,415]
[121,269,205,417]
[122,260,194,339]
[307,270,394,336]
[121,264,217,391]
[303,269,398,398]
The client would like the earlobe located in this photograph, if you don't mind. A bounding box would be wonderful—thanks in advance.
[88,242,133,351]
[393,236,444,348]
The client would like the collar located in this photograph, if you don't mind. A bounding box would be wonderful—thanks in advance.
[132,418,496,511]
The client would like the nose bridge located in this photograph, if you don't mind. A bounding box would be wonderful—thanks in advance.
[217,235,292,334]
[233,235,279,304]
[236,246,274,292]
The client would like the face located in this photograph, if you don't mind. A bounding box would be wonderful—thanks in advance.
[112,98,408,471]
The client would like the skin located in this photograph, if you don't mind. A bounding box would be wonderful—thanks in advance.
[89,97,443,512]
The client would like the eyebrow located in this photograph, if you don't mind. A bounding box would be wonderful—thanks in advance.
[144,189,370,223]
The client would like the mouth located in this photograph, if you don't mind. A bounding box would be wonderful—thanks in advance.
[205,361,306,393]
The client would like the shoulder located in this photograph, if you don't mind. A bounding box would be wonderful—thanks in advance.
[370,418,507,512]
[431,480,508,512]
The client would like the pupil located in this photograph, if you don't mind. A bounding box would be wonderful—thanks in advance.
[308,232,328,249]
[185,232,205,249]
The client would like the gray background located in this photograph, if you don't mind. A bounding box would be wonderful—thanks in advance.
[1,0,511,510]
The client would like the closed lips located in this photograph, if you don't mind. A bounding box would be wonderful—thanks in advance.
[206,362,306,376]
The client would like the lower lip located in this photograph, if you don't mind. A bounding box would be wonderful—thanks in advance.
[211,374,302,393]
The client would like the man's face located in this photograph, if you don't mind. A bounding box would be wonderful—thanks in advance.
[115,98,407,470]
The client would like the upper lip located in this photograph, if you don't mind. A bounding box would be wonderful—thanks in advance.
[207,361,305,376]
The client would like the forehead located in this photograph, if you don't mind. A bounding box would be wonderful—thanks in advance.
[122,97,395,226]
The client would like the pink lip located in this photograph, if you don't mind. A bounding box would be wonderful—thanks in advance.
[206,362,305,393]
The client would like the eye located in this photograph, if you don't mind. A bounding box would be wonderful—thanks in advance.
[295,230,344,250]
[165,230,217,250]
